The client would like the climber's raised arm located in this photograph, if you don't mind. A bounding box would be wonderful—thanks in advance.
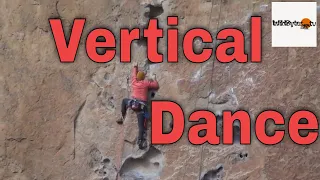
[131,62,138,83]
[147,80,159,90]
[145,74,159,90]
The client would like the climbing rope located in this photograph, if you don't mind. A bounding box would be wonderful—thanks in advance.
[196,0,223,180]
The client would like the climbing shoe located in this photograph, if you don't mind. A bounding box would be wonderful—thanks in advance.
[116,116,124,124]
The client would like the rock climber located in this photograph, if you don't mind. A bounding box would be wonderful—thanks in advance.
[117,62,159,149]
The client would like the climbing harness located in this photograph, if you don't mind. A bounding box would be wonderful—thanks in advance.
[127,99,147,112]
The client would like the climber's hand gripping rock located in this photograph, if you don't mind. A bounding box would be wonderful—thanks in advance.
[152,73,156,81]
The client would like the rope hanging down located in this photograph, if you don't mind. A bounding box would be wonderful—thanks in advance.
[197,0,223,180]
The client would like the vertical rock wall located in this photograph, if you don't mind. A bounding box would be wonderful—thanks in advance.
[1,0,320,180]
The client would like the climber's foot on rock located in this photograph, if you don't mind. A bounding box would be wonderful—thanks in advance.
[116,116,124,124]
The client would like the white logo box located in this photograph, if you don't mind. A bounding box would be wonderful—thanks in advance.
[272,2,317,47]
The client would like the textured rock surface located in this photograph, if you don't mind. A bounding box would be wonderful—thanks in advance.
[1,0,320,180]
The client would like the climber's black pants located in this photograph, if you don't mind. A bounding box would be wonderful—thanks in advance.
[121,98,131,118]
[121,98,148,141]
[137,110,147,141]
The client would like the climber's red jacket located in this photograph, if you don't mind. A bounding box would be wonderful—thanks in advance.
[131,66,159,102]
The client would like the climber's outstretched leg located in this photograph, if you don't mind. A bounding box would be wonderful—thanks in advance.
[117,98,130,124]
[137,111,147,149]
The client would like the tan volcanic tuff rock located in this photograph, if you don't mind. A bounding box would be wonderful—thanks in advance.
[1,0,320,180]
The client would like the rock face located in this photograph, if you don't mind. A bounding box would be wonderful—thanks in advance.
[1,0,320,180]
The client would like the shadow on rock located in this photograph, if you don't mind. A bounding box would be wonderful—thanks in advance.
[119,146,164,180]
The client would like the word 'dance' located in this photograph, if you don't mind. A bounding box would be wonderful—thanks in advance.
[151,101,319,145]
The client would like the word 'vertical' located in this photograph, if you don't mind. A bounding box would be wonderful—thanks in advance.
[151,101,319,145]
[49,16,261,64]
